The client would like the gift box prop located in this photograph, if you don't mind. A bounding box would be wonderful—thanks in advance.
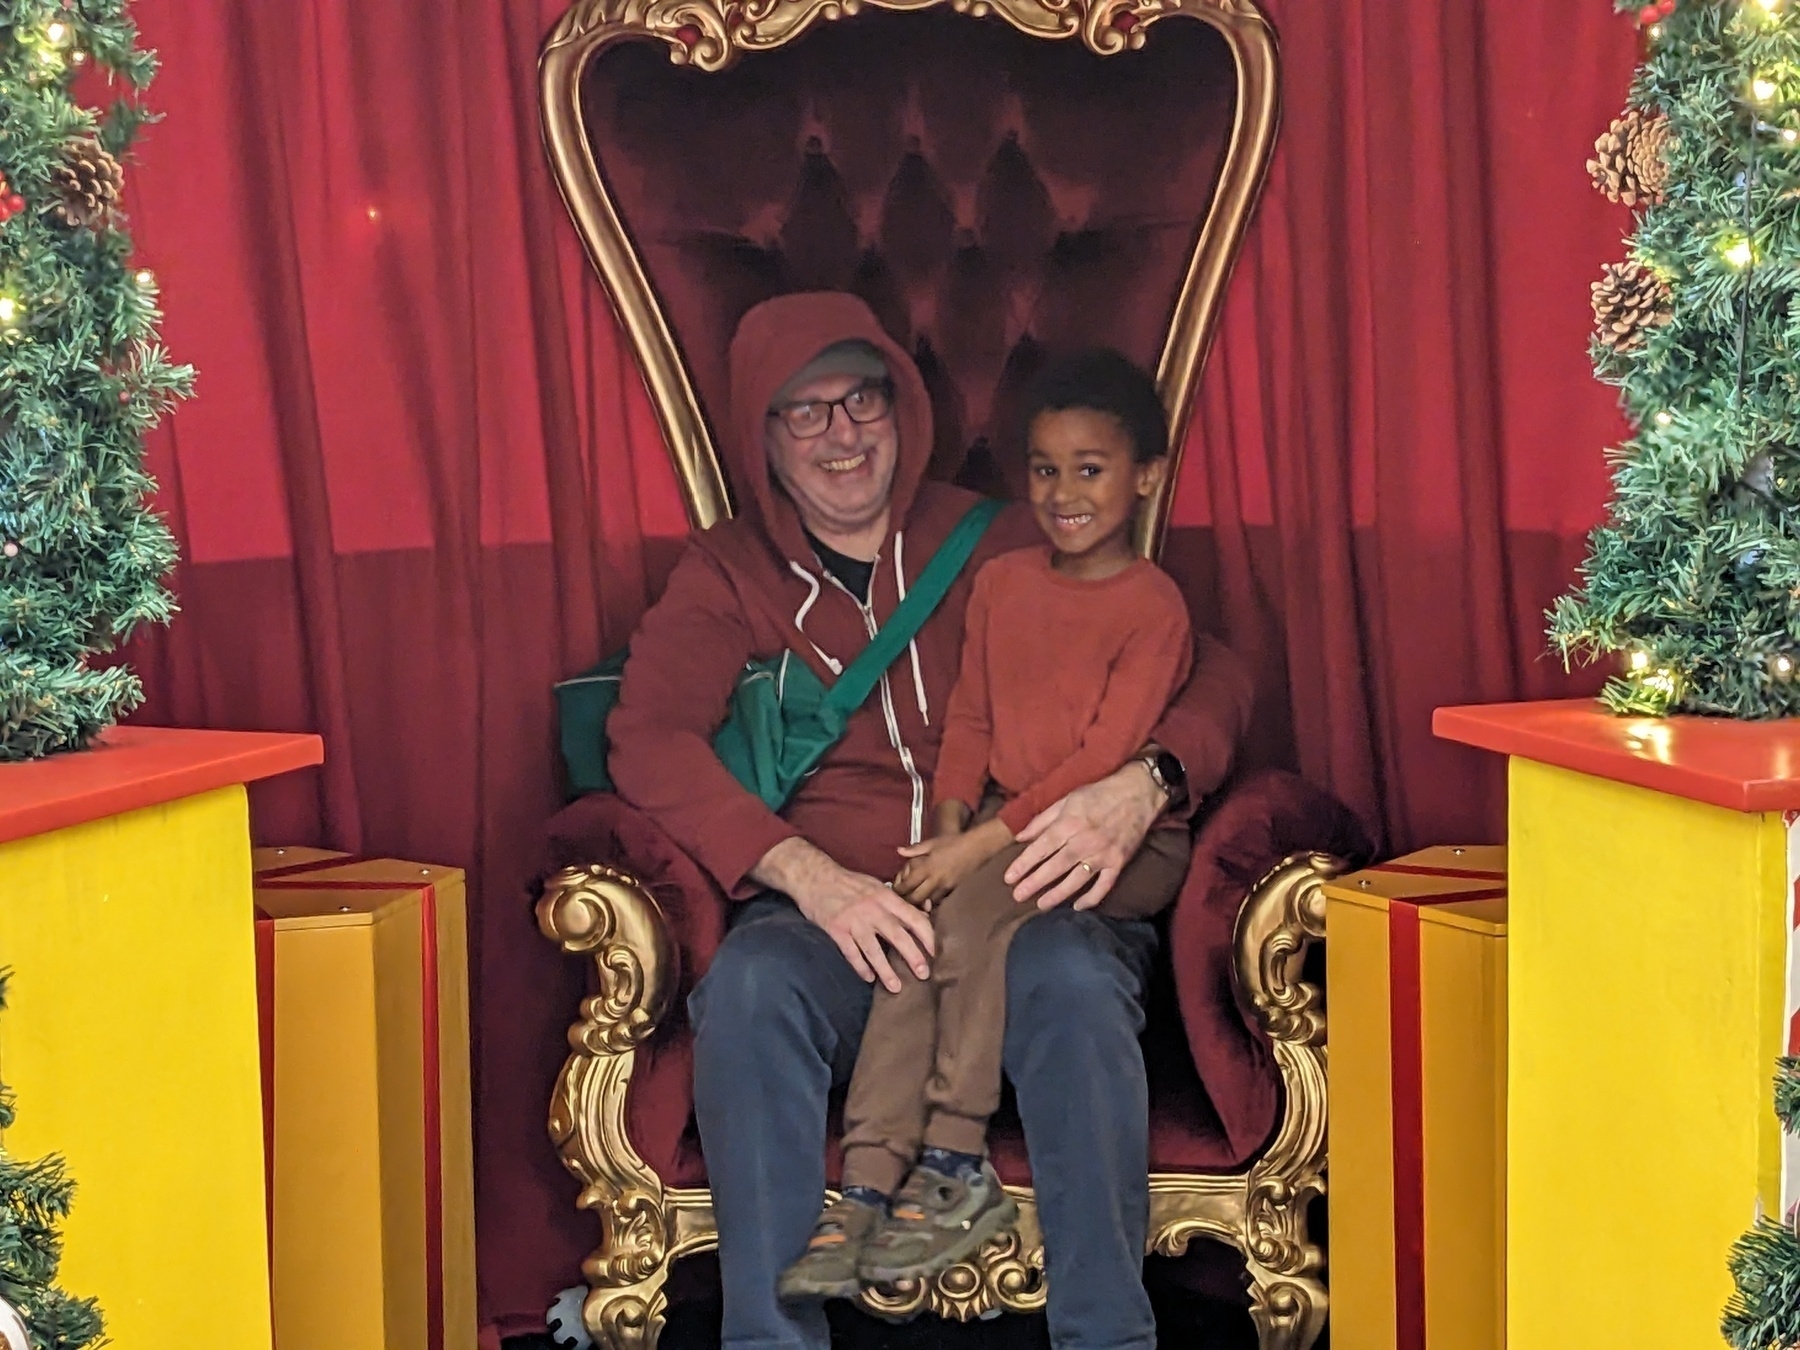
[1324,845,1506,1350]
[0,727,321,1350]
[251,848,477,1350]
[1437,702,1800,1350]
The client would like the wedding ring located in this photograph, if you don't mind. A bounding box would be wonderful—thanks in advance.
[1077,861,1094,875]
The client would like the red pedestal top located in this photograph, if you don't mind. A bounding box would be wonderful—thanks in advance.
[1434,699,1800,814]
[0,726,323,847]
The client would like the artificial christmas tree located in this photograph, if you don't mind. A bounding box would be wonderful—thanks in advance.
[0,972,103,1350]
[0,0,192,761]
[1551,0,1800,717]
[1722,1057,1800,1349]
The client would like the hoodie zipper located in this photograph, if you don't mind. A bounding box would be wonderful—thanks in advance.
[819,567,927,845]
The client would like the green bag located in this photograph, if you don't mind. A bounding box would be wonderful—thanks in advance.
[555,498,1002,808]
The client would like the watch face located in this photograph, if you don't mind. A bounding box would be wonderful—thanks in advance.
[1155,750,1186,790]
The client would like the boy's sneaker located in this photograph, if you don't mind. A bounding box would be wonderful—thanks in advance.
[856,1160,1018,1284]
[776,1195,883,1303]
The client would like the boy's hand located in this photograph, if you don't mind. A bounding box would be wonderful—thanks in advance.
[895,817,1013,907]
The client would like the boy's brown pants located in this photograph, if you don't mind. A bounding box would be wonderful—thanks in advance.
[839,814,1190,1194]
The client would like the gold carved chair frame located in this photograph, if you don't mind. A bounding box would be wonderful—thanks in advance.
[536,2,1340,1347]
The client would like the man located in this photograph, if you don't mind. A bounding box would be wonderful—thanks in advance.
[608,292,1250,1350]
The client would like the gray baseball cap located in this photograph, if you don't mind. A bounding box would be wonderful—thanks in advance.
[771,339,889,406]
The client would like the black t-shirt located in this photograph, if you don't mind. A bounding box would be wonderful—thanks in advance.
[805,531,874,605]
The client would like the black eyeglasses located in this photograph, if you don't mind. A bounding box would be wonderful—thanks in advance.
[767,381,894,439]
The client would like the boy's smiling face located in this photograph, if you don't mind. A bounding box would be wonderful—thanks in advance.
[1026,407,1165,576]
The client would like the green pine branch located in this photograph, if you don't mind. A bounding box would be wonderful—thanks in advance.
[0,973,103,1350]
[1777,1055,1800,1134]
[1724,1215,1800,1349]
[0,0,192,760]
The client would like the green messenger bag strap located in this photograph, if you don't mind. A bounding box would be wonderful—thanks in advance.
[817,495,1005,729]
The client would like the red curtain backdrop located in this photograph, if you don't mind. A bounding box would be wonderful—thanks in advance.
[117,0,1637,1335]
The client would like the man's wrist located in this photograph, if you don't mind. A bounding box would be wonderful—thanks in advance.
[1133,745,1189,812]
[750,835,828,896]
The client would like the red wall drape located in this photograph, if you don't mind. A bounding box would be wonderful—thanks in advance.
[118,0,1638,1335]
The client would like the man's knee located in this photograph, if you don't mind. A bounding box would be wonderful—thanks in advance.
[1005,911,1150,1039]
[690,915,817,1042]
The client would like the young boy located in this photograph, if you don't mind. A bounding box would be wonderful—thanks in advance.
[777,349,1195,1300]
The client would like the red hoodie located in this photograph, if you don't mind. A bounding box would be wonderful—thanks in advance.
[608,292,1251,896]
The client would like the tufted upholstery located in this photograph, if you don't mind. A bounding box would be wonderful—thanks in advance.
[582,8,1237,499]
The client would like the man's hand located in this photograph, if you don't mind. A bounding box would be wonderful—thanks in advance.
[895,817,1013,908]
[751,837,935,993]
[1004,761,1165,911]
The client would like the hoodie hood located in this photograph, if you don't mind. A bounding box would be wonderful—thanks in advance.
[725,292,933,567]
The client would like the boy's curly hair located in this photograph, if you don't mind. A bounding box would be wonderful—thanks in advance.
[1021,348,1169,464]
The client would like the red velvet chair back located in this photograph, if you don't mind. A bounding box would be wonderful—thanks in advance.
[541,0,1278,552]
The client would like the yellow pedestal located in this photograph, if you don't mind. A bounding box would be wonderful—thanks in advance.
[253,849,477,1350]
[1437,701,1800,1350]
[1325,846,1507,1350]
[0,728,321,1348]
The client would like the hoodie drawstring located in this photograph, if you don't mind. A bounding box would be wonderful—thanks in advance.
[787,561,843,675]
[893,531,930,726]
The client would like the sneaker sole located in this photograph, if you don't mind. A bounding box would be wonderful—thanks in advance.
[777,1270,861,1304]
[857,1190,1021,1285]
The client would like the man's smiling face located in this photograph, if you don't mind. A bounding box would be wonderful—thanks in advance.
[764,371,900,543]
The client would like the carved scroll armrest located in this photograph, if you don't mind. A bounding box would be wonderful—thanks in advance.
[1232,850,1341,1050]
[538,862,676,1056]
[537,864,681,1341]
[1227,851,1345,1349]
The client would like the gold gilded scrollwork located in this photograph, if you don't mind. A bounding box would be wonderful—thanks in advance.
[1229,852,1340,1350]
[539,0,1279,557]
[539,865,679,1348]
[858,1192,1048,1320]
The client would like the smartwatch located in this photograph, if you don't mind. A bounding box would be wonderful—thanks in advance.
[1136,747,1188,811]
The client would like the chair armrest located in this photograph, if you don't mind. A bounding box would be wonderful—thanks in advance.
[1168,768,1372,1163]
[542,790,732,996]
[537,863,678,1056]
[536,799,710,1320]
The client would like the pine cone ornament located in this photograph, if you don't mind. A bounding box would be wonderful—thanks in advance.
[1592,259,1673,352]
[1589,109,1670,206]
[50,137,122,230]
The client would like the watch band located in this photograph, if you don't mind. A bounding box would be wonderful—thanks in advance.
[1136,750,1171,798]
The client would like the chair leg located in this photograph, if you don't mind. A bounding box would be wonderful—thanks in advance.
[582,1240,671,1350]
[1245,1263,1328,1350]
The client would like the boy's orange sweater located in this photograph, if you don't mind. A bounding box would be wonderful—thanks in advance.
[932,545,1194,837]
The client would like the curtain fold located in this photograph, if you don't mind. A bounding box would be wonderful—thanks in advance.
[119,0,1638,1332]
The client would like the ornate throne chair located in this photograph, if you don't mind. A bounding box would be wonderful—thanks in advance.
[532,0,1373,1345]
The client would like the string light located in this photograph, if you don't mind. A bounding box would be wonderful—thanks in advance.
[133,269,154,288]
[1774,653,1797,682]
[1760,0,1783,13]
[1655,411,1674,426]
[43,21,68,46]
[1754,74,1782,102]
[1722,233,1757,268]
[1642,668,1679,698]
[1629,648,1654,673]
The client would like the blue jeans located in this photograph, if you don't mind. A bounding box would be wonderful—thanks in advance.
[689,894,1160,1350]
